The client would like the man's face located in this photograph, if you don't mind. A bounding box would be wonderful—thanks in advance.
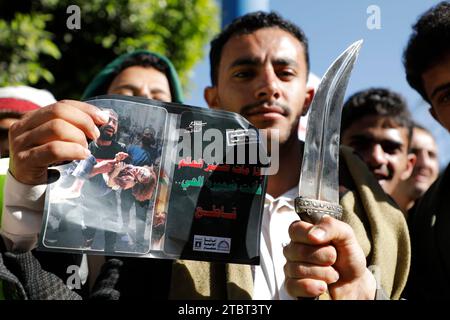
[99,113,118,141]
[204,27,314,144]
[142,128,155,147]
[422,53,450,131]
[108,66,172,102]
[115,174,136,190]
[407,127,439,196]
[341,115,415,196]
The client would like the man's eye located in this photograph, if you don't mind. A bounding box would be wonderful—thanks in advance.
[277,70,296,79]
[382,144,401,155]
[233,71,254,79]
[112,88,133,96]
[436,91,450,105]
[349,140,367,150]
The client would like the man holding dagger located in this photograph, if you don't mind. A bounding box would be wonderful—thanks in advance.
[1,11,410,299]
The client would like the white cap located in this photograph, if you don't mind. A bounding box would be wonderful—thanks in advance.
[0,86,56,107]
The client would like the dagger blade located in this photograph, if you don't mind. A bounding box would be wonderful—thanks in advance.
[298,40,363,204]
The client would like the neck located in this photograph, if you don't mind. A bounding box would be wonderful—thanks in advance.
[390,189,414,216]
[266,133,303,198]
[97,139,112,146]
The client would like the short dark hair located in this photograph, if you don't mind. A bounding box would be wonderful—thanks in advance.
[92,53,172,98]
[341,88,414,146]
[403,1,450,102]
[115,53,169,76]
[209,11,310,85]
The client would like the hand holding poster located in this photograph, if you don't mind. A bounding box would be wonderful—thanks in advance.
[39,96,269,264]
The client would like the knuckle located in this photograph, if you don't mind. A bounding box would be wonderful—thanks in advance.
[288,221,298,239]
[48,102,63,116]
[283,263,288,276]
[295,264,310,278]
[15,150,30,163]
[58,99,73,107]
[283,242,297,260]
[284,278,298,297]
[49,118,66,134]
[295,243,310,261]
[9,120,23,137]
[340,222,354,239]
[307,246,335,265]
[46,141,61,157]
[319,246,337,264]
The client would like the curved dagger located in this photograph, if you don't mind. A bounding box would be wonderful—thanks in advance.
[296,40,363,224]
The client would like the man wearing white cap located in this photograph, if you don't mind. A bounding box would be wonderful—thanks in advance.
[0,86,56,158]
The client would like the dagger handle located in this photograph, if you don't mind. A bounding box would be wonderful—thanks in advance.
[294,197,343,224]
[294,197,343,300]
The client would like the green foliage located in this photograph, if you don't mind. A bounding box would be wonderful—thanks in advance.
[0,12,61,86]
[0,0,219,98]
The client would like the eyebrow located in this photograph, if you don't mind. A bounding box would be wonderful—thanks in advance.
[430,82,450,100]
[229,57,299,69]
[111,84,138,91]
[350,134,404,148]
[111,84,170,95]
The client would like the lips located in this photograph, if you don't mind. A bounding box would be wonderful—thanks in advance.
[372,168,390,181]
[102,126,115,135]
[244,105,286,117]
[413,172,431,183]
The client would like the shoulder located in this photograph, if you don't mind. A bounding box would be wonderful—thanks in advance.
[111,141,126,151]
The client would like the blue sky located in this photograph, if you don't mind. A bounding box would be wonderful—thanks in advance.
[185,0,449,167]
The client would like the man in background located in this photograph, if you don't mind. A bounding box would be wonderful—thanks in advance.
[0,86,56,158]
[341,87,416,206]
[393,124,439,213]
[403,1,450,299]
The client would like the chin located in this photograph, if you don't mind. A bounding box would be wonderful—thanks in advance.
[378,180,392,194]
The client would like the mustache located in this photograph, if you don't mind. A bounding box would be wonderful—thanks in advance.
[240,101,291,117]
[100,125,115,133]
[370,164,393,181]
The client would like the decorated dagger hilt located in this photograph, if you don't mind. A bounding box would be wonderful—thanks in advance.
[295,197,343,224]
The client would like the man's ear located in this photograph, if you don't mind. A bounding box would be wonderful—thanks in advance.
[401,153,417,181]
[204,86,219,109]
[301,86,315,116]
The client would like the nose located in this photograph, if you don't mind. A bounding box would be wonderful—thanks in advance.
[365,144,388,168]
[415,150,427,169]
[416,149,437,172]
[255,67,281,100]
[135,86,151,99]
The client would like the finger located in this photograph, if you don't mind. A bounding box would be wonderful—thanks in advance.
[12,100,108,140]
[288,219,315,243]
[15,141,91,179]
[15,118,90,150]
[284,262,339,284]
[283,242,337,266]
[285,278,328,298]
[307,215,357,248]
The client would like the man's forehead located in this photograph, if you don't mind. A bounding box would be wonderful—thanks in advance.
[108,112,118,120]
[422,53,450,101]
[221,28,306,66]
[348,116,409,142]
[412,128,437,147]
